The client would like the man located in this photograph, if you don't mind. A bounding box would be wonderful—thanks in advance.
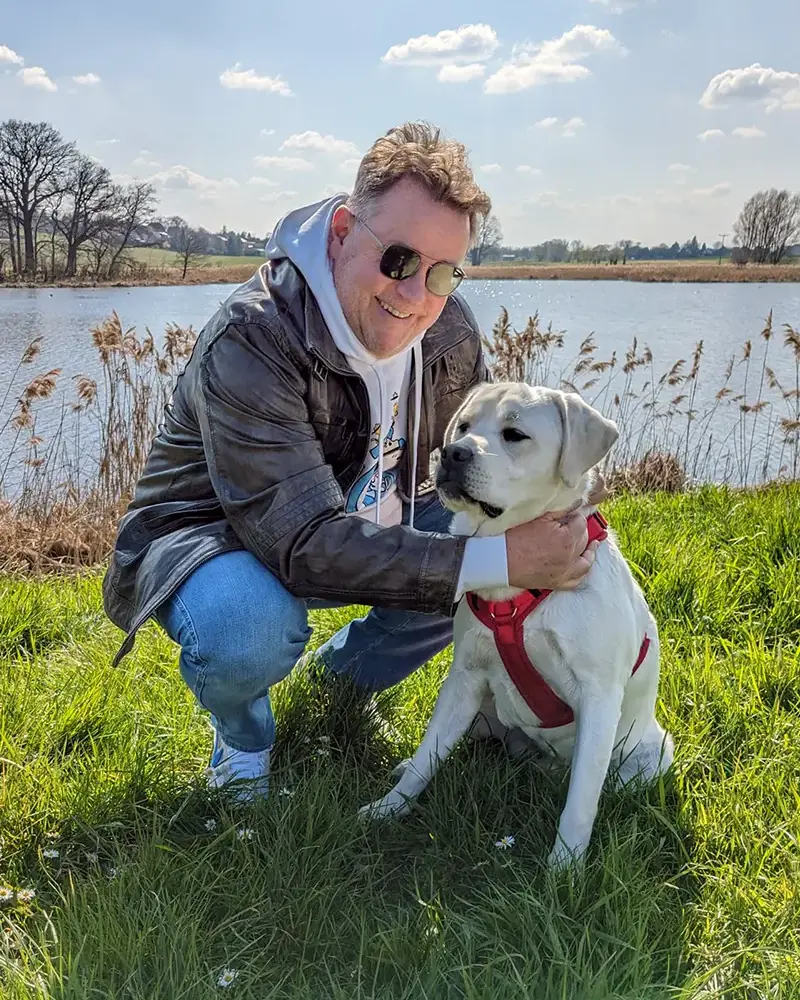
[103,121,602,799]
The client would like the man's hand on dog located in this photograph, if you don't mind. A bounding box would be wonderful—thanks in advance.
[505,472,609,592]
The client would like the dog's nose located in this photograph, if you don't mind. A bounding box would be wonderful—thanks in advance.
[441,442,473,467]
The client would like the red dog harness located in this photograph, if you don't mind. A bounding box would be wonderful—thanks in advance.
[466,511,650,729]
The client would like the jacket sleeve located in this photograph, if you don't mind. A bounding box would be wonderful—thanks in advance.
[195,320,467,614]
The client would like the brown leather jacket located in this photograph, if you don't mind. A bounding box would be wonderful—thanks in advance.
[103,259,488,665]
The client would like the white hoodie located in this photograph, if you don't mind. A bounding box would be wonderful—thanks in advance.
[265,194,507,596]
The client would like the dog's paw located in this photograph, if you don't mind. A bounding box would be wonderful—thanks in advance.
[390,758,412,779]
[546,839,587,872]
[357,792,411,822]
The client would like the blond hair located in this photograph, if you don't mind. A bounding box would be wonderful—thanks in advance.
[348,121,491,245]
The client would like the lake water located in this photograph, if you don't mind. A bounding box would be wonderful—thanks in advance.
[1,275,799,492]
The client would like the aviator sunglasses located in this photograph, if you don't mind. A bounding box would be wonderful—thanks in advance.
[354,214,465,297]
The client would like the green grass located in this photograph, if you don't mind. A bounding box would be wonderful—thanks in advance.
[129,247,263,268]
[1,485,799,999]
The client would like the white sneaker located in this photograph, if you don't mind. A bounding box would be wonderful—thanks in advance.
[205,728,270,802]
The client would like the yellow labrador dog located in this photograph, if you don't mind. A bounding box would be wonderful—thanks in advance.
[359,383,674,869]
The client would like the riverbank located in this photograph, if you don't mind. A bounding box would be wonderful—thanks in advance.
[3,259,800,289]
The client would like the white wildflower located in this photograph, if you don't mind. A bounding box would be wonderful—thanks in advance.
[107,868,118,879]
[217,968,239,987]
[0,887,13,903]
[205,819,218,832]
[236,827,254,842]
[278,788,295,798]
[85,852,99,864]
[494,835,516,850]
[42,848,60,859]
[17,889,36,903]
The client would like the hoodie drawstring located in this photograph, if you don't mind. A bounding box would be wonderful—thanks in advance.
[408,341,423,529]
[374,371,384,526]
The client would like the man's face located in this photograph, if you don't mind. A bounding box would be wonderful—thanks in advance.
[328,177,471,359]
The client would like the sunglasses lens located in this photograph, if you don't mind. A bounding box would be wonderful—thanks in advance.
[380,244,421,280]
[426,262,464,296]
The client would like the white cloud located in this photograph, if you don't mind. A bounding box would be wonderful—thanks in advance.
[246,176,279,186]
[73,72,101,85]
[480,163,502,174]
[659,182,731,205]
[535,116,585,137]
[18,66,56,92]
[690,183,732,199]
[732,126,765,139]
[382,24,499,67]
[700,64,800,113]
[562,116,586,137]
[589,0,639,9]
[0,45,24,66]
[698,128,725,141]
[149,164,239,198]
[219,64,292,96]
[485,24,622,94]
[667,164,696,186]
[260,190,298,203]
[437,63,485,83]
[339,158,361,173]
[261,128,275,136]
[516,165,542,175]
[253,155,313,171]
[280,130,360,156]
[96,138,120,145]
[133,155,161,169]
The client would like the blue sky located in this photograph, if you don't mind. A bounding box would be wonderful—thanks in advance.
[2,0,798,246]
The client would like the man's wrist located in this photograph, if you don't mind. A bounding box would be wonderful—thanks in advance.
[455,535,509,600]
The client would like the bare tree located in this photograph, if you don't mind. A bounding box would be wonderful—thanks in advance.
[0,120,76,277]
[469,214,503,266]
[733,189,800,264]
[106,181,157,277]
[173,222,207,279]
[54,155,117,277]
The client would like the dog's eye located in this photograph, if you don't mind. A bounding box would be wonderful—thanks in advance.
[502,427,529,443]
[457,422,469,435]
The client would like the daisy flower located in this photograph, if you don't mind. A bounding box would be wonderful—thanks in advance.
[42,848,60,859]
[0,887,13,903]
[205,819,218,832]
[494,835,516,850]
[217,968,239,987]
[236,828,254,842]
[17,889,36,904]
[278,788,295,798]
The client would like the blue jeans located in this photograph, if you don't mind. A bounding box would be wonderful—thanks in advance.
[154,493,455,752]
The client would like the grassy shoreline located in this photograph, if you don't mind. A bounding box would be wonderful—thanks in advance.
[1,484,798,997]
[3,259,800,290]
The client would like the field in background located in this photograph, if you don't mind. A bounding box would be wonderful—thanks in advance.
[1,485,798,997]
[4,249,800,288]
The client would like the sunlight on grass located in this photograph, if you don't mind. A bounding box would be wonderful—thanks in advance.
[1,485,798,998]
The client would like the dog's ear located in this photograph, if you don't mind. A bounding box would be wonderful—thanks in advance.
[552,391,619,488]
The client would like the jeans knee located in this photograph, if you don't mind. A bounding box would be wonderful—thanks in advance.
[171,553,312,698]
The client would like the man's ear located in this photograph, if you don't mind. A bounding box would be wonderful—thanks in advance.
[552,390,619,488]
[329,205,355,257]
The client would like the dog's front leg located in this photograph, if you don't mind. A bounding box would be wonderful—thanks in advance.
[547,686,625,870]
[358,666,486,821]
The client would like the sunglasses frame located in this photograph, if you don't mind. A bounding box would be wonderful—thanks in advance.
[353,214,465,297]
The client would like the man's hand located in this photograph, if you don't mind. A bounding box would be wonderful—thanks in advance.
[506,511,598,592]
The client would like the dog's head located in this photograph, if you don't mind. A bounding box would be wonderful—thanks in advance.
[435,383,619,530]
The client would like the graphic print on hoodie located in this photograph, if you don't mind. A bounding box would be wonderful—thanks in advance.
[345,393,407,514]
[264,193,423,527]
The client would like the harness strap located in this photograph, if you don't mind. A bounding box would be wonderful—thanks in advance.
[466,511,650,728]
